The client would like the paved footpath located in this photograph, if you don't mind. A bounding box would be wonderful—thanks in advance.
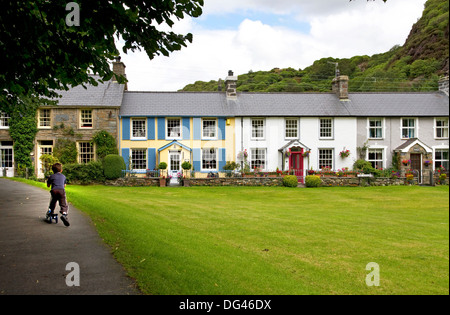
[0,178,140,295]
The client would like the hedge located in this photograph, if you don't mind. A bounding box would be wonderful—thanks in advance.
[62,162,105,184]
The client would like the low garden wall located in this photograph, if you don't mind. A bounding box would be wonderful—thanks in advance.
[188,177,283,187]
[105,177,160,187]
[320,176,409,187]
[104,175,448,187]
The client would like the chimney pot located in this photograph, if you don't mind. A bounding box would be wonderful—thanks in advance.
[225,70,238,100]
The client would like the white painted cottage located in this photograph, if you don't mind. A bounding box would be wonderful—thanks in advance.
[225,73,449,182]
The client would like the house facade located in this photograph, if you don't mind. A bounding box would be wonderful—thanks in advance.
[1,62,448,183]
[0,59,125,178]
[231,75,449,182]
[119,92,235,182]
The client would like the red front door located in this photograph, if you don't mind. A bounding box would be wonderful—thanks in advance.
[289,150,304,183]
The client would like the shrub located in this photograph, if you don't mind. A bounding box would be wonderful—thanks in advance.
[158,162,167,170]
[63,162,105,184]
[353,159,372,171]
[305,175,322,188]
[39,154,60,178]
[103,154,126,180]
[282,175,298,188]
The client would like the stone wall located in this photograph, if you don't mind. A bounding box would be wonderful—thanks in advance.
[105,177,160,187]
[36,107,120,142]
[320,176,409,187]
[188,177,283,187]
[104,175,447,187]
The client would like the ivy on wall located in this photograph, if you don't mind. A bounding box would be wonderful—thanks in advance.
[92,130,118,160]
[8,98,39,175]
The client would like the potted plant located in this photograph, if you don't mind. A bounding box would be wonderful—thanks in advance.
[159,176,166,187]
[181,161,192,180]
[339,149,350,158]
[402,159,411,166]
[405,173,414,185]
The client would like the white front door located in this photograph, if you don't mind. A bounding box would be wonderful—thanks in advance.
[169,151,181,184]
[0,146,14,177]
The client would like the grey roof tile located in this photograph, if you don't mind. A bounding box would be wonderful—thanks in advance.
[53,76,124,107]
[120,91,449,117]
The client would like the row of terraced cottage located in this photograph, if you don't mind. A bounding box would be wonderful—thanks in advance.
[0,59,449,185]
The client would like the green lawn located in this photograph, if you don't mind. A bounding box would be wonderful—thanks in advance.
[14,179,450,294]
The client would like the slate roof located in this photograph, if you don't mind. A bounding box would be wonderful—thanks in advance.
[120,91,449,117]
[121,92,228,117]
[53,76,124,107]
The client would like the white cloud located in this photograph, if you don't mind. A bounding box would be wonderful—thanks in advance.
[121,0,427,91]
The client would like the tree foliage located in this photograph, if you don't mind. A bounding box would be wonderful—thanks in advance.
[0,0,204,112]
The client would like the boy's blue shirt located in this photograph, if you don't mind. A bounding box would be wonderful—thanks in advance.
[47,172,67,190]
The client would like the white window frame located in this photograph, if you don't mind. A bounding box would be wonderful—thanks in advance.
[201,148,218,171]
[319,118,333,139]
[0,112,10,129]
[166,118,182,140]
[38,108,52,129]
[131,118,147,140]
[435,117,449,139]
[367,148,384,170]
[434,148,449,170]
[285,118,299,139]
[202,118,217,140]
[251,118,265,140]
[401,118,417,139]
[130,148,147,171]
[318,148,334,170]
[80,109,93,129]
[250,148,267,171]
[78,141,95,164]
[368,118,384,139]
[0,142,14,168]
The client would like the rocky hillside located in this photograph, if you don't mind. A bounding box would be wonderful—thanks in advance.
[181,0,448,93]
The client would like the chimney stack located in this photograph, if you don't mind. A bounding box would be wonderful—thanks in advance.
[225,70,238,100]
[438,75,449,96]
[112,56,128,90]
[332,75,349,100]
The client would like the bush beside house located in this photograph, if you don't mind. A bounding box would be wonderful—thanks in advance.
[103,154,126,180]
[282,175,298,187]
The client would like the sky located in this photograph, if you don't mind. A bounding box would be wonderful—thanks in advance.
[117,0,427,91]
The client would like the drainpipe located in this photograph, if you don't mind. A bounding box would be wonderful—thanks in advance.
[240,117,244,170]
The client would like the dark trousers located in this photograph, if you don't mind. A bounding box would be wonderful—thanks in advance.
[48,189,69,214]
